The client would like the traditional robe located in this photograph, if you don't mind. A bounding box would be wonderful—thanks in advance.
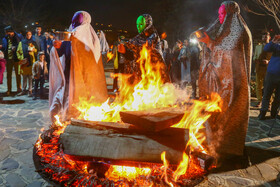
[199,1,252,156]
[49,11,108,122]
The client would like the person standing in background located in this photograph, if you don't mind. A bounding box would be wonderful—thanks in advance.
[113,36,126,92]
[33,25,45,52]
[258,35,280,120]
[171,40,183,85]
[17,31,39,97]
[98,31,110,66]
[44,32,53,76]
[253,32,272,107]
[32,52,48,100]
[0,50,6,85]
[178,39,191,87]
[189,38,201,98]
[1,26,22,95]
[160,32,169,63]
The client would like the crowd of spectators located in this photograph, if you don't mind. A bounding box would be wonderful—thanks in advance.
[0,25,54,100]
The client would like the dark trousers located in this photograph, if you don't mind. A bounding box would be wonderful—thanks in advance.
[171,61,181,84]
[191,71,199,98]
[113,63,125,90]
[34,77,45,97]
[261,72,280,114]
[6,59,21,92]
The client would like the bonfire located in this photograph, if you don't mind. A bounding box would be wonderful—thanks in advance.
[34,44,222,186]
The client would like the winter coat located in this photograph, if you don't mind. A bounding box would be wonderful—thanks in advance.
[2,33,21,61]
[32,60,48,79]
[16,39,38,75]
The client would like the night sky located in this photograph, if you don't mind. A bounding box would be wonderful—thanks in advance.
[47,0,277,38]
[0,0,278,44]
[48,0,225,31]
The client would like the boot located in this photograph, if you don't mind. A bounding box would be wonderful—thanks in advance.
[28,91,32,97]
[17,90,26,96]
[6,91,11,96]
[271,104,279,119]
[271,109,279,119]
[258,110,267,120]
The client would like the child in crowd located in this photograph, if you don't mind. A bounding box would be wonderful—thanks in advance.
[0,50,6,84]
[32,51,48,100]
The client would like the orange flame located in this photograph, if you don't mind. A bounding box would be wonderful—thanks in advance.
[52,115,69,136]
[107,52,114,62]
[161,152,174,187]
[172,93,222,153]
[173,152,189,182]
[76,44,187,122]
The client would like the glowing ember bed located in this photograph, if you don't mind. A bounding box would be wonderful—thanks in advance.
[33,117,215,186]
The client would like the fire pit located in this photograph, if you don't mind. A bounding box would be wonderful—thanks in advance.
[33,125,211,186]
[33,44,222,186]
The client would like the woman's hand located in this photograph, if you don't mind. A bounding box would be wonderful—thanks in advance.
[197,32,210,45]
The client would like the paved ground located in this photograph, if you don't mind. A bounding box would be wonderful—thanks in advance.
[0,63,279,186]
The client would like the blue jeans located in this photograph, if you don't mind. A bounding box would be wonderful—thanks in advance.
[261,72,280,114]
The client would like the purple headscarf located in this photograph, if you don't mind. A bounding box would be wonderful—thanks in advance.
[71,11,83,29]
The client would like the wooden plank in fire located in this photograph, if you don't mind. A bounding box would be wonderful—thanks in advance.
[59,119,189,165]
[120,108,185,132]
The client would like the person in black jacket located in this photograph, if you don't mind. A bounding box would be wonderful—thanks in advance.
[1,26,22,95]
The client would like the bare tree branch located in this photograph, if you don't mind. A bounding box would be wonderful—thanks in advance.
[0,0,51,31]
[242,4,267,16]
[246,0,280,30]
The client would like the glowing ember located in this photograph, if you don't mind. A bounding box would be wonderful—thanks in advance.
[105,165,151,181]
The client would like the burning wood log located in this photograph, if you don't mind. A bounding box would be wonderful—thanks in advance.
[191,151,215,171]
[120,108,185,132]
[59,119,189,165]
